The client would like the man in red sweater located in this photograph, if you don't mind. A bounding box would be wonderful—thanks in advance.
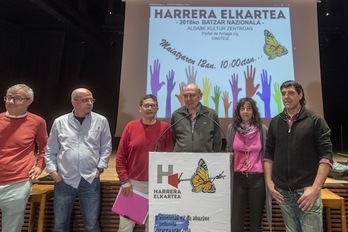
[0,84,48,232]
[116,94,174,232]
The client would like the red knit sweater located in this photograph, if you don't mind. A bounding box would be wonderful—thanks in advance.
[0,112,48,184]
[116,119,173,182]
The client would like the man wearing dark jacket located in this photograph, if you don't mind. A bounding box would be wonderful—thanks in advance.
[264,80,333,232]
[171,83,222,152]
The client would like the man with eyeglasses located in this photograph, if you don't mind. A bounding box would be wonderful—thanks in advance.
[45,88,112,232]
[171,83,222,152]
[0,83,48,232]
[116,94,174,232]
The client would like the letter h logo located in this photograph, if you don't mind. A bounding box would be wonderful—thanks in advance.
[157,164,180,188]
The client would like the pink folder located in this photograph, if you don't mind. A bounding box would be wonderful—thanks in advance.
[112,189,149,225]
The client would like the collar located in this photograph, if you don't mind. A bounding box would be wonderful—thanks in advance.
[6,111,28,118]
[185,102,202,114]
[72,109,90,118]
[284,107,301,121]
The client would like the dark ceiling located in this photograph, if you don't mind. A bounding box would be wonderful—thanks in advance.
[0,0,346,44]
[0,0,125,46]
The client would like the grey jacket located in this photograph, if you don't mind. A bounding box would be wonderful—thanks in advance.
[171,104,222,152]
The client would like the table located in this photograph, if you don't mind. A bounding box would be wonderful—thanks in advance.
[28,184,54,232]
[321,188,347,232]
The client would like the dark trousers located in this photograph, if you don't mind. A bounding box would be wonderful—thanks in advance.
[231,172,266,232]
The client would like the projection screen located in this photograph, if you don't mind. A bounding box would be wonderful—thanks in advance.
[116,0,322,137]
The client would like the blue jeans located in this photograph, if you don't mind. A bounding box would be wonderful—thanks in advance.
[53,178,101,232]
[276,187,323,232]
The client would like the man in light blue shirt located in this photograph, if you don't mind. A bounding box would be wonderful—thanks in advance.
[45,88,112,232]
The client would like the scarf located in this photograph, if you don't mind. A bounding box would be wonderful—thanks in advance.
[236,122,255,135]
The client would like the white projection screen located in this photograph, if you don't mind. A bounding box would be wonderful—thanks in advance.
[116,0,322,137]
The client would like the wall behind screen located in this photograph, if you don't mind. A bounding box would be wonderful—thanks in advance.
[116,0,322,137]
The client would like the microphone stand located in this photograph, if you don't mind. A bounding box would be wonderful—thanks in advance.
[199,113,228,152]
[154,113,192,152]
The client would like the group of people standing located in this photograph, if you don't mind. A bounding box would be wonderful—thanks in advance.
[226,80,332,232]
[0,84,112,232]
[116,83,222,231]
[0,80,333,232]
[117,81,333,232]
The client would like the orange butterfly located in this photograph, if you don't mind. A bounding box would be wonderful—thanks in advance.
[190,159,216,193]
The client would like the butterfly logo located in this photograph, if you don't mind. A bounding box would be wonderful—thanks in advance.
[190,158,225,193]
[263,29,288,60]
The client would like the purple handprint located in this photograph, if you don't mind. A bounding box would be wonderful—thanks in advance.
[229,73,242,115]
[185,65,197,84]
[150,59,165,97]
[166,70,176,118]
[256,69,272,118]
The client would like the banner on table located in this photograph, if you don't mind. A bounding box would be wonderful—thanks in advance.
[149,152,231,232]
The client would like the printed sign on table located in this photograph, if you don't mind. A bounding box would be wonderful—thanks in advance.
[149,152,231,232]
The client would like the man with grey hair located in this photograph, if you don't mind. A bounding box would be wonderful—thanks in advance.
[0,83,48,232]
[45,87,112,232]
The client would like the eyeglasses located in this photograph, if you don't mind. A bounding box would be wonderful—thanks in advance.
[141,104,157,109]
[4,95,30,102]
[183,93,198,99]
[76,98,96,103]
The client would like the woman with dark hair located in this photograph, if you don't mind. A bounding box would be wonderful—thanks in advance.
[227,97,270,232]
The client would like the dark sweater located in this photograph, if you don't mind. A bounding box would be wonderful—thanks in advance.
[265,107,333,190]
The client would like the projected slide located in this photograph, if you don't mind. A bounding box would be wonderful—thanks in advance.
[147,6,294,118]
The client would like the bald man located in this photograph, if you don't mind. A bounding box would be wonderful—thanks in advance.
[45,88,112,232]
[171,83,222,152]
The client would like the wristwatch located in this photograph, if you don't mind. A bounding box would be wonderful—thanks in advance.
[97,167,104,173]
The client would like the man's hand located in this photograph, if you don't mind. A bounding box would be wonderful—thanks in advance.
[298,186,320,211]
[50,171,63,182]
[121,182,133,197]
[266,180,284,204]
[29,166,42,179]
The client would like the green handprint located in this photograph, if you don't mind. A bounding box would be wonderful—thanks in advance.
[211,85,221,114]
[202,77,212,106]
[272,82,282,113]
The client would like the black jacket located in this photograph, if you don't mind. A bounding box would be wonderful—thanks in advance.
[265,107,333,190]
